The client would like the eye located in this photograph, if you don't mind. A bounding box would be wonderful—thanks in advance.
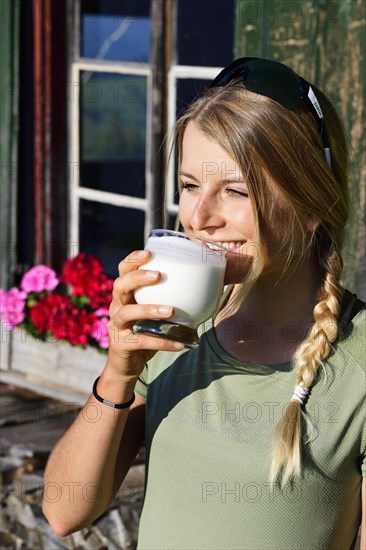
[225,188,249,198]
[181,182,200,192]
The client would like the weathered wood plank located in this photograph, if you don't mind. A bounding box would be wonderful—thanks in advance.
[0,385,79,427]
[4,329,105,401]
[235,0,366,299]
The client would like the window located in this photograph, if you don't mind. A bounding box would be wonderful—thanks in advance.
[69,0,235,276]
[69,0,151,276]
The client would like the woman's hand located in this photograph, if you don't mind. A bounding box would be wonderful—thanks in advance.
[106,250,184,381]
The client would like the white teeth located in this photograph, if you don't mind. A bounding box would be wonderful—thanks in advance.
[207,243,224,251]
[224,242,245,250]
[207,241,245,251]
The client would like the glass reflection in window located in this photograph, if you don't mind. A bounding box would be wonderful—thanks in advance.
[80,72,147,198]
[81,0,151,63]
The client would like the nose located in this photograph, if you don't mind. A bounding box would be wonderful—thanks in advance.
[190,192,222,232]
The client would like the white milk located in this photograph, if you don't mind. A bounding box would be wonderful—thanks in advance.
[134,236,227,327]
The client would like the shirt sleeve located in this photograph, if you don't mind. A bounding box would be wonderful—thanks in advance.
[135,364,148,399]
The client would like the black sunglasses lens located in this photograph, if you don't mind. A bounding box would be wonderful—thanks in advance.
[246,63,301,109]
[208,57,330,165]
[210,58,302,109]
[209,57,255,87]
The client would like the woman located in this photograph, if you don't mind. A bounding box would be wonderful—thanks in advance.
[43,58,365,549]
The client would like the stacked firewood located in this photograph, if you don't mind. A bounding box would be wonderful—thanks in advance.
[0,385,145,550]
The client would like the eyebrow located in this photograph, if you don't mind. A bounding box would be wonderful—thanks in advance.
[178,170,198,180]
[178,170,247,184]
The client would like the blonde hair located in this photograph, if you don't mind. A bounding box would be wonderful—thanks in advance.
[174,81,349,486]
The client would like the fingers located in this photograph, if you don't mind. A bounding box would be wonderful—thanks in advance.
[108,250,186,356]
[118,250,152,276]
[113,268,160,299]
[111,303,174,327]
[107,304,184,353]
[108,250,159,315]
[109,270,161,319]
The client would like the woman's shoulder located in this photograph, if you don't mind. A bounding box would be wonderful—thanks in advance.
[336,289,365,370]
[339,289,365,327]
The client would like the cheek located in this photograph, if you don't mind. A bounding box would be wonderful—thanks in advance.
[231,209,256,241]
[178,196,194,227]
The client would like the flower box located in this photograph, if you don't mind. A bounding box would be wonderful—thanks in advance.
[0,254,112,402]
[1,327,105,402]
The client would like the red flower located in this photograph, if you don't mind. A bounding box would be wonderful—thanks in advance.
[29,294,96,347]
[51,308,96,346]
[62,253,113,309]
[62,253,103,283]
[30,294,70,333]
[3,252,112,351]
[86,274,114,309]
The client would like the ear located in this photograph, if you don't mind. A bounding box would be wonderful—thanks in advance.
[306,215,321,232]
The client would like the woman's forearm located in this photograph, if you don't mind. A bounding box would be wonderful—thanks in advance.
[42,367,139,536]
[42,249,177,536]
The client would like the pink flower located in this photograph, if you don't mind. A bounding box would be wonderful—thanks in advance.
[1,254,111,351]
[94,308,109,317]
[0,287,27,330]
[91,316,109,349]
[20,265,59,293]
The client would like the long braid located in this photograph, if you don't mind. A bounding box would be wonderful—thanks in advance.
[270,246,344,486]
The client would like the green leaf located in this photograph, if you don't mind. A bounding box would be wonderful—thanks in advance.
[70,295,91,308]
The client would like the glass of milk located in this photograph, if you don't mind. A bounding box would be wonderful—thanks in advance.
[133,229,227,348]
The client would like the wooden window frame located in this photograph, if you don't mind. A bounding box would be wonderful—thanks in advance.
[66,0,169,257]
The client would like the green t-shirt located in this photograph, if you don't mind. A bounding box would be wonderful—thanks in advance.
[135,307,365,550]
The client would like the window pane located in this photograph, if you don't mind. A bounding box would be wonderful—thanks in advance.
[80,0,150,62]
[177,0,235,67]
[79,200,145,277]
[80,72,147,198]
[176,78,210,119]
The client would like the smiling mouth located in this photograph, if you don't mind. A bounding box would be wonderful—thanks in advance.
[205,241,246,252]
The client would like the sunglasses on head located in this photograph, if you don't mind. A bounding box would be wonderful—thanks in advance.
[209,57,331,167]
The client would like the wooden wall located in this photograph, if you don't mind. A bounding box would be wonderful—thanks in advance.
[0,0,20,289]
[234,0,365,299]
